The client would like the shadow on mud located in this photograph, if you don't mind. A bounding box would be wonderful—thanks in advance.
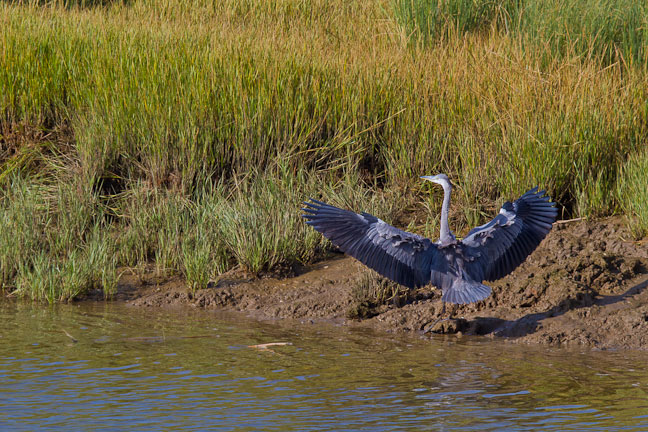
[465,277,648,338]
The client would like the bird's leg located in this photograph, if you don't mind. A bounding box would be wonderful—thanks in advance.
[447,302,457,320]
[423,301,448,333]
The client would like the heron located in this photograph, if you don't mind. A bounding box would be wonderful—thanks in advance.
[301,174,558,320]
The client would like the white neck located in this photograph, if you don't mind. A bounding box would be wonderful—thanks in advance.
[439,180,453,243]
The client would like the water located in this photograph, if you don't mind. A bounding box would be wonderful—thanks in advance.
[1,302,647,431]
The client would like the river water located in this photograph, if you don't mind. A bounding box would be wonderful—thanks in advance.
[1,302,647,431]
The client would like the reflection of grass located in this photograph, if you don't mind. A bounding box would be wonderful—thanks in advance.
[1,0,647,300]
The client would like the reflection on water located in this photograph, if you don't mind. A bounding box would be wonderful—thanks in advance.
[1,302,647,431]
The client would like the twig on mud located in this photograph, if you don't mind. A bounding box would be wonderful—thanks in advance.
[248,342,293,353]
[554,217,584,225]
[620,236,648,245]
[62,328,78,343]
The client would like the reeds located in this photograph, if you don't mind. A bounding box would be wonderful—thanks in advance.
[395,0,648,67]
[0,176,117,301]
[1,0,647,300]
[618,149,648,239]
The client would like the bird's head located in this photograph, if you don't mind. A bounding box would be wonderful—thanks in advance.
[420,174,451,189]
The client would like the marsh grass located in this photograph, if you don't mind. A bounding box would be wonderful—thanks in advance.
[179,194,229,292]
[396,0,648,67]
[0,175,117,301]
[618,149,648,239]
[210,167,411,274]
[114,182,228,290]
[393,0,508,44]
[1,0,647,301]
[110,167,406,294]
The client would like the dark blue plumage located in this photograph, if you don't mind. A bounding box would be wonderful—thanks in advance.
[301,176,558,305]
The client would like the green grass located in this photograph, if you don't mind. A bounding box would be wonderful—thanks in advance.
[0,175,117,301]
[618,149,648,239]
[0,0,647,301]
[393,0,510,43]
[210,166,412,274]
[395,0,648,67]
[514,0,648,68]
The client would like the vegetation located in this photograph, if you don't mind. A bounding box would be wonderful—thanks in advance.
[0,0,646,301]
[348,267,407,319]
[395,0,648,67]
[619,149,648,238]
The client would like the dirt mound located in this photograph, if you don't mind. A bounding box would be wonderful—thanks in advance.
[124,217,648,350]
[127,259,356,323]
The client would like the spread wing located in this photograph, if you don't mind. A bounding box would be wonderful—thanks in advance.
[301,199,441,289]
[461,188,558,282]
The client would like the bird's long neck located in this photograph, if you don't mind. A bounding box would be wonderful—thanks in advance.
[439,182,452,242]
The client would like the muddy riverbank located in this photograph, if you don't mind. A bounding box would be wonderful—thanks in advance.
[114,217,648,350]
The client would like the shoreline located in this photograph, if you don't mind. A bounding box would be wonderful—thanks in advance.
[86,216,648,351]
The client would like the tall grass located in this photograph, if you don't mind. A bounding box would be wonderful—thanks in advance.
[515,0,648,68]
[618,149,648,239]
[394,0,509,43]
[210,166,411,274]
[395,0,648,67]
[0,176,117,301]
[0,0,647,301]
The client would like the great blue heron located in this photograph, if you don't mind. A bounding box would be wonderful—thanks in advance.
[301,174,557,313]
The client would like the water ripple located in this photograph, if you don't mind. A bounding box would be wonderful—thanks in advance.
[1,303,648,431]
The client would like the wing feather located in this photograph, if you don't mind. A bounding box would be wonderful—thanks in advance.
[302,199,440,289]
[461,188,558,281]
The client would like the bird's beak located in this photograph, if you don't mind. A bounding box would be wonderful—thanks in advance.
[420,175,438,182]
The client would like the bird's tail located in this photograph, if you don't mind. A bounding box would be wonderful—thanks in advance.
[442,279,491,304]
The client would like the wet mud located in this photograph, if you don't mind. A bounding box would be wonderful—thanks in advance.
[122,217,648,350]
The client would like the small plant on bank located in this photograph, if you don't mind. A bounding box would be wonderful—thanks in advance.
[347,267,407,319]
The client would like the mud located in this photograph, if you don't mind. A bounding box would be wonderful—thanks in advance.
[122,217,648,350]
